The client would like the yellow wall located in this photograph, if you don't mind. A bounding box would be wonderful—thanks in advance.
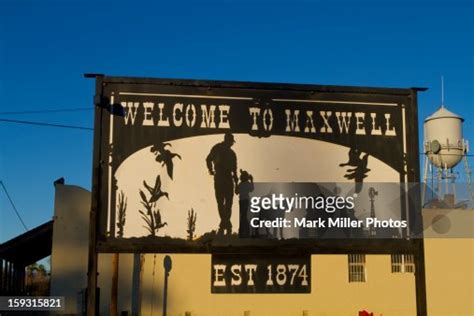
[424,239,474,316]
[423,209,474,316]
[122,254,415,316]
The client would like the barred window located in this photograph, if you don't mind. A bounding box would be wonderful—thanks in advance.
[391,254,415,273]
[348,254,366,282]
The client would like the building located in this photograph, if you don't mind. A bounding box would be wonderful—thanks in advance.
[47,183,473,316]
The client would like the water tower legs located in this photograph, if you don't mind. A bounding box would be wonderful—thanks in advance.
[463,155,474,200]
[422,156,429,205]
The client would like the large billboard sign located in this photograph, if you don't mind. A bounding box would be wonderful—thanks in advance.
[91,76,421,253]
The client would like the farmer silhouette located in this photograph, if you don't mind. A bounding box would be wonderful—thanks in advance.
[206,132,238,235]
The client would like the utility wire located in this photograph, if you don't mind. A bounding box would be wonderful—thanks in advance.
[0,107,93,116]
[0,181,28,231]
[0,118,93,131]
[4,118,474,152]
[3,118,474,153]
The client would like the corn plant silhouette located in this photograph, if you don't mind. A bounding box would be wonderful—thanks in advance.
[116,191,127,238]
[186,208,197,240]
[139,175,168,236]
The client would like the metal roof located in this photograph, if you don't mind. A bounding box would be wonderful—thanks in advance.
[0,220,53,266]
[425,106,464,122]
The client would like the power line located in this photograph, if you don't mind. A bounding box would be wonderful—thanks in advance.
[0,118,93,131]
[0,107,93,116]
[0,181,28,231]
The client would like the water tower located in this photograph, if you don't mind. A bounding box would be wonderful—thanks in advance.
[423,83,472,206]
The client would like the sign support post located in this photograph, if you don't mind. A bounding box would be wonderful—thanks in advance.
[86,74,105,316]
[415,239,427,316]
[110,253,119,316]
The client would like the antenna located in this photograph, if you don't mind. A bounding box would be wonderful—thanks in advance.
[441,75,445,108]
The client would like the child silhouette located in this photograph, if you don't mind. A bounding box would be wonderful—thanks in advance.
[235,169,254,237]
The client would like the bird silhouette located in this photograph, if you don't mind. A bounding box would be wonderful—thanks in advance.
[150,142,182,179]
[143,176,169,203]
[340,148,371,193]
[153,210,167,229]
[339,148,361,167]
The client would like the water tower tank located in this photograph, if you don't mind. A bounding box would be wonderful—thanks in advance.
[424,107,465,168]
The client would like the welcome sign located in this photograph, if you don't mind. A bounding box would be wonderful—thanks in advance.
[90,76,421,253]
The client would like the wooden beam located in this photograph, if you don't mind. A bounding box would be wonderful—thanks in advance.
[97,238,421,255]
[0,259,3,293]
[414,239,427,316]
[110,253,119,316]
[87,75,105,316]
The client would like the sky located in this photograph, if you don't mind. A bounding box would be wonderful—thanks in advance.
[0,0,473,243]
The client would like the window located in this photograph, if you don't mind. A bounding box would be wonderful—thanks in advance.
[348,254,366,282]
[391,254,415,273]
